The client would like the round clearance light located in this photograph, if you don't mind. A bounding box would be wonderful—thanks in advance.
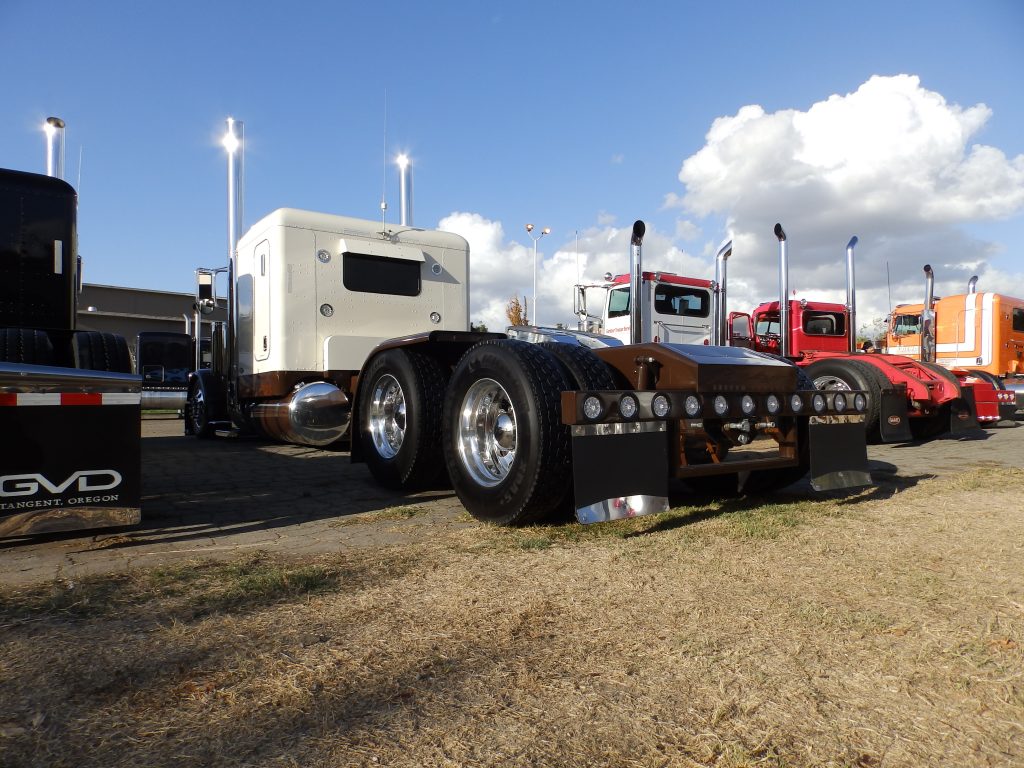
[766,394,781,414]
[430,311,442,324]
[652,393,672,418]
[854,393,867,412]
[320,303,334,317]
[812,393,827,414]
[790,393,804,412]
[713,395,729,416]
[619,394,639,419]
[684,394,701,417]
[833,392,847,413]
[741,394,757,415]
[583,395,603,421]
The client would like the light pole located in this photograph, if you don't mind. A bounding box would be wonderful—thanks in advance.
[526,223,550,325]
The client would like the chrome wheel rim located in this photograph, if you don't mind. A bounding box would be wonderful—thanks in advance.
[457,378,517,487]
[812,374,853,392]
[190,388,206,432]
[368,374,406,459]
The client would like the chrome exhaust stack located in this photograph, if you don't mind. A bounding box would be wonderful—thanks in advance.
[846,236,859,354]
[44,117,66,180]
[775,223,790,358]
[224,118,243,387]
[967,275,978,294]
[712,238,733,346]
[922,264,936,363]
[629,220,646,345]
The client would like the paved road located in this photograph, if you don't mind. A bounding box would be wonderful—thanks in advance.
[2,416,1021,586]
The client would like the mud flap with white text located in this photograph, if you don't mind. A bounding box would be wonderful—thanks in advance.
[570,422,670,524]
[808,417,871,491]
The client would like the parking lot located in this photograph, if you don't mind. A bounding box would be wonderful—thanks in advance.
[1,416,1022,585]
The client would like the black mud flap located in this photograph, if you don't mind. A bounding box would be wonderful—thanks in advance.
[949,387,979,434]
[808,418,871,491]
[570,423,670,524]
[879,388,913,443]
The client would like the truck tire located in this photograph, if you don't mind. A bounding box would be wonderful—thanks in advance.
[0,328,54,365]
[442,339,570,525]
[538,342,616,390]
[357,348,448,489]
[805,358,884,441]
[72,331,133,373]
[187,381,214,438]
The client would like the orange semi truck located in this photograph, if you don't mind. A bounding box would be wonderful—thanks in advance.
[884,271,1023,416]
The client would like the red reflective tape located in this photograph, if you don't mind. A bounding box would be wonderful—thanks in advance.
[60,393,103,406]
[0,393,16,406]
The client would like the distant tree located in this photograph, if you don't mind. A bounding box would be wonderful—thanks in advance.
[857,316,888,346]
[506,295,529,326]
[470,320,489,333]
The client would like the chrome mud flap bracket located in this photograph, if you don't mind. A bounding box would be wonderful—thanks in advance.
[949,387,979,435]
[570,421,670,524]
[808,415,871,491]
[879,388,913,443]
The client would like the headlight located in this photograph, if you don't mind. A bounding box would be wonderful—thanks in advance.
[652,393,671,418]
[583,395,603,421]
[766,394,781,414]
[812,393,827,413]
[790,393,804,412]
[619,393,639,419]
[833,392,847,413]
[854,393,867,412]
[684,395,701,417]
[741,394,756,415]
[713,395,729,416]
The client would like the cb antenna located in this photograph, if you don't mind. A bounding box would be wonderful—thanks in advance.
[380,89,389,234]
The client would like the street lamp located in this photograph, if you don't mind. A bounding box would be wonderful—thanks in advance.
[526,223,550,325]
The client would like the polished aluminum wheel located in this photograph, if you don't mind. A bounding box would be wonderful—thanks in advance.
[812,374,853,392]
[456,377,517,487]
[368,374,406,459]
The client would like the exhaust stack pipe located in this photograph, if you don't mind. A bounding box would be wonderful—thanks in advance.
[967,275,978,294]
[846,236,859,354]
[44,117,66,180]
[712,238,732,345]
[224,118,244,383]
[397,154,413,226]
[775,223,790,358]
[922,264,936,363]
[630,220,646,345]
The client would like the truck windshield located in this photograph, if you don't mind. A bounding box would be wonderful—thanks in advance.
[892,314,921,335]
[608,287,630,318]
[755,315,781,336]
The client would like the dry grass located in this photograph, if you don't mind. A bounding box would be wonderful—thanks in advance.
[1,468,1022,767]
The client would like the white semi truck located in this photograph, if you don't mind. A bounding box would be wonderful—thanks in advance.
[188,120,872,525]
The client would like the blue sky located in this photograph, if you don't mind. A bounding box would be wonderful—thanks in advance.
[3,0,1022,332]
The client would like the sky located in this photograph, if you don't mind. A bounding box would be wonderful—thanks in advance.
[3,0,1023,338]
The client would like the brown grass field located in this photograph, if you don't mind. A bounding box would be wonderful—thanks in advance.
[1,467,1022,767]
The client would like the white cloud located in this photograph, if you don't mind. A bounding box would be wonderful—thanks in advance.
[439,213,711,331]
[675,74,1024,324]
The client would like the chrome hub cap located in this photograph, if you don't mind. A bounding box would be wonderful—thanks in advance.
[368,374,406,459]
[457,378,517,487]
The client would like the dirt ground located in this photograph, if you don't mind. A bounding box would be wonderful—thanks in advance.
[0,420,1022,767]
